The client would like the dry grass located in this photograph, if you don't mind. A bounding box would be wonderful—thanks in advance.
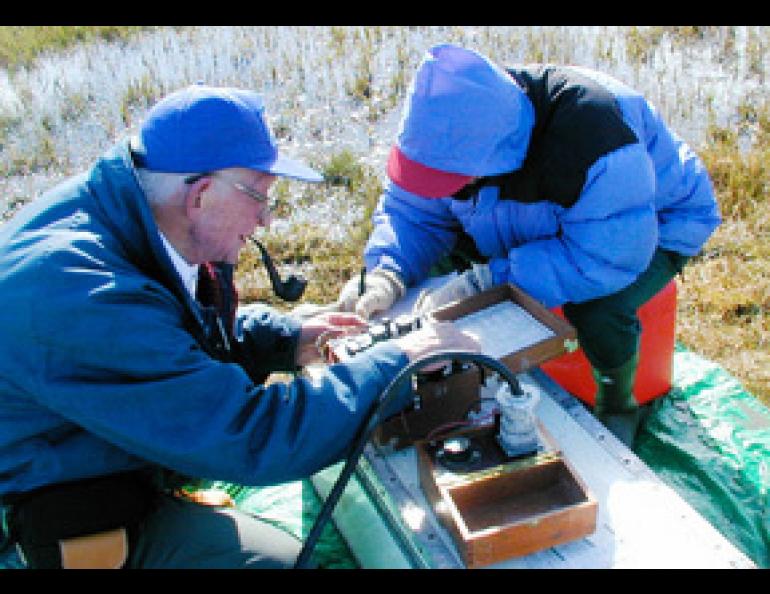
[0,26,152,71]
[235,150,380,306]
[678,114,770,405]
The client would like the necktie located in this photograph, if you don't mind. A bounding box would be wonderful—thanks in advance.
[195,261,238,354]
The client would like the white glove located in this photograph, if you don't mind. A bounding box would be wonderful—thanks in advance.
[336,267,406,319]
[413,263,493,315]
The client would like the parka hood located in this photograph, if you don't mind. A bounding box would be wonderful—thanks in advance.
[393,44,534,184]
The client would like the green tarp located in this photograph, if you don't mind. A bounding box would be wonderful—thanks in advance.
[201,479,357,568]
[636,344,769,568]
[2,344,768,569]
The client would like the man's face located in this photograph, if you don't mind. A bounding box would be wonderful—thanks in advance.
[187,168,275,264]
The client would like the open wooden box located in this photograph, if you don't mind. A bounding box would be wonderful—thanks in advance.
[373,283,577,448]
[429,283,577,374]
[416,424,597,568]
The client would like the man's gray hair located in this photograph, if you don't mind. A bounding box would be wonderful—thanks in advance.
[134,168,194,206]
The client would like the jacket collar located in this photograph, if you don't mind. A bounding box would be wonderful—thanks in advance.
[92,139,206,323]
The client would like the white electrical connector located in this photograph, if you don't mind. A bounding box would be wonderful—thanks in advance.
[495,382,540,457]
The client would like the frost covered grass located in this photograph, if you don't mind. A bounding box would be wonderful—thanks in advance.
[0,25,768,405]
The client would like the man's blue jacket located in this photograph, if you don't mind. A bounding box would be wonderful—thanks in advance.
[0,141,411,495]
[366,54,721,308]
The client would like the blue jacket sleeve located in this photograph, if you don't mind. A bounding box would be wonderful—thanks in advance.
[636,101,721,255]
[489,143,659,307]
[233,303,302,378]
[364,182,459,285]
[24,270,414,488]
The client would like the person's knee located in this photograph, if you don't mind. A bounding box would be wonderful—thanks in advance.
[129,495,303,569]
[563,299,640,369]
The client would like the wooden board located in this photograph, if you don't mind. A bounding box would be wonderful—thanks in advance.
[309,369,757,568]
[306,276,756,568]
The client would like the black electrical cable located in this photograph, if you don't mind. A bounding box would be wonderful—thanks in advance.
[293,349,523,568]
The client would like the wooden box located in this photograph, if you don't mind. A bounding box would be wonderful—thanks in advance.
[429,283,577,375]
[416,425,597,568]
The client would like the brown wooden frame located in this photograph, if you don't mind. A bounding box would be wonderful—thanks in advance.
[416,423,597,568]
[373,284,577,448]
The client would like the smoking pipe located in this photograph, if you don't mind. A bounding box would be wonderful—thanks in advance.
[249,238,307,302]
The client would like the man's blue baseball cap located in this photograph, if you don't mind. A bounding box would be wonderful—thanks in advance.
[131,84,323,183]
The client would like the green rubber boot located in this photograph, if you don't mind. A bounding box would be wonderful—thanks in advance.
[592,354,642,448]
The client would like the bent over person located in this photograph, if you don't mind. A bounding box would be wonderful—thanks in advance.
[337,44,721,448]
[0,84,478,568]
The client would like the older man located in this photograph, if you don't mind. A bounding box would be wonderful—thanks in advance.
[0,84,477,568]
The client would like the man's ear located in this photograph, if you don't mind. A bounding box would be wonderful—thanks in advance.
[184,176,212,214]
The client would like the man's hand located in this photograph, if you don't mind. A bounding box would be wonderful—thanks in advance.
[296,312,368,367]
[336,268,406,319]
[393,320,481,370]
[413,263,493,315]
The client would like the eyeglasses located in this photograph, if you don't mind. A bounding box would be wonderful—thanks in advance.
[185,173,276,209]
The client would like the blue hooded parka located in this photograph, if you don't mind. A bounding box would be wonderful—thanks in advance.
[365,45,721,308]
[0,140,412,496]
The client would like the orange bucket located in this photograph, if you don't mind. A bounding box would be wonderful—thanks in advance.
[540,280,677,407]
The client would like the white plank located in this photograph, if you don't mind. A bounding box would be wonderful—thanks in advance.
[339,372,756,568]
[308,275,756,568]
